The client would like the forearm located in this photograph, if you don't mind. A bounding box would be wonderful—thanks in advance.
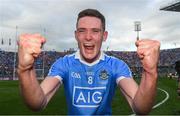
[132,69,158,114]
[17,67,47,111]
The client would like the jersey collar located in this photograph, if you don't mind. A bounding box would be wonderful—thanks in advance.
[75,50,105,66]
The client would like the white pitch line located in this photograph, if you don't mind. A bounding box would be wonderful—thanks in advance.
[152,87,169,109]
[130,87,169,115]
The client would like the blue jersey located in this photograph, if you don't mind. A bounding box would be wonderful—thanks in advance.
[48,51,132,115]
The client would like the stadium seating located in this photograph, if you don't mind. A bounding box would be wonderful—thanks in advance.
[0,48,180,79]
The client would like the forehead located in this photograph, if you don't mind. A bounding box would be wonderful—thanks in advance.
[77,16,102,28]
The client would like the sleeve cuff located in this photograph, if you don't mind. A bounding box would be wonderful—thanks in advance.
[50,75,63,85]
[116,76,130,84]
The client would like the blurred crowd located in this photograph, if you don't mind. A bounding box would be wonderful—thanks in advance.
[0,48,180,80]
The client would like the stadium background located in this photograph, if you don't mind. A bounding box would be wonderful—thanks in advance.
[0,0,180,115]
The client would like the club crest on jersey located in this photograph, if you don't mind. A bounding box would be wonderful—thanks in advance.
[99,70,109,80]
[71,72,81,79]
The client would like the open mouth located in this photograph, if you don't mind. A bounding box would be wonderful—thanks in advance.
[84,43,95,50]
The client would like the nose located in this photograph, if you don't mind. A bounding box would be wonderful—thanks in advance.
[85,31,92,41]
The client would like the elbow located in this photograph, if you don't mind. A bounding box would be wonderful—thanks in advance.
[132,104,152,115]
[27,105,43,112]
[24,97,47,112]
[134,108,152,115]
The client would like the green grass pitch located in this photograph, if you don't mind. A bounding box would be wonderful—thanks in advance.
[0,77,180,115]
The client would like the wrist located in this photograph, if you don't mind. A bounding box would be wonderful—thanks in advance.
[17,65,33,73]
[143,68,158,79]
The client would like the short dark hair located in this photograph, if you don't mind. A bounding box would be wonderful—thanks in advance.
[76,9,106,31]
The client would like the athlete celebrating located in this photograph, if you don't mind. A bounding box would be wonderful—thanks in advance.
[17,9,160,115]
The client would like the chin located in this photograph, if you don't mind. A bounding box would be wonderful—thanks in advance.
[80,48,99,61]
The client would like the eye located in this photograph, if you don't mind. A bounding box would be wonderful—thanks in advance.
[77,29,85,33]
[92,29,101,33]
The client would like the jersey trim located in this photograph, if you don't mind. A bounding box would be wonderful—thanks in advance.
[75,50,105,66]
[116,76,130,84]
[47,75,63,84]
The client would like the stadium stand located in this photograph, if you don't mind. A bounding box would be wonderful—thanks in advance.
[0,48,180,80]
[160,0,180,12]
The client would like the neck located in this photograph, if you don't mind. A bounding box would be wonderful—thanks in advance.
[81,52,101,64]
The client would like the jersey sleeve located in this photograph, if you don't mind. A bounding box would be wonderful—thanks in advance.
[112,58,132,84]
[47,57,68,82]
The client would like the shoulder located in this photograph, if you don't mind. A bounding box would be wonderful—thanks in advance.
[104,53,127,66]
[104,53,132,76]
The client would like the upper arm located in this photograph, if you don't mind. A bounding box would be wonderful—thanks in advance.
[117,78,138,108]
[40,76,61,103]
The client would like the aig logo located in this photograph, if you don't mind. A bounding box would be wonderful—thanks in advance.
[72,86,106,108]
[71,72,81,79]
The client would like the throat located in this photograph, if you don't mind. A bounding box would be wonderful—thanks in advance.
[84,57,97,63]
[81,53,100,64]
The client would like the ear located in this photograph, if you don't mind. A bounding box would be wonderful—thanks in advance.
[103,31,108,42]
[74,30,78,41]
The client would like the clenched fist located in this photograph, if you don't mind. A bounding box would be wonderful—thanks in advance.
[136,39,160,74]
[18,34,46,71]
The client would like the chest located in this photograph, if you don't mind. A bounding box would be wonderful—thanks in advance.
[68,64,113,86]
[63,62,117,108]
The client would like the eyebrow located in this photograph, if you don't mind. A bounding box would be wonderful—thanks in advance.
[77,27,102,30]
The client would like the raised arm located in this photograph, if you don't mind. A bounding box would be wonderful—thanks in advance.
[17,34,60,111]
[118,39,160,114]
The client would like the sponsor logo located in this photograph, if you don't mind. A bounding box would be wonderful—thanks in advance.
[73,86,106,108]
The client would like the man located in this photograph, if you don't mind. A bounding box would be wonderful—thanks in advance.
[175,60,180,96]
[17,9,160,115]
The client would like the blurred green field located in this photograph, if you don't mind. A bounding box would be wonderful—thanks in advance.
[0,77,179,115]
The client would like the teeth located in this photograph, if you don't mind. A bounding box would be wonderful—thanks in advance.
[84,43,93,47]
